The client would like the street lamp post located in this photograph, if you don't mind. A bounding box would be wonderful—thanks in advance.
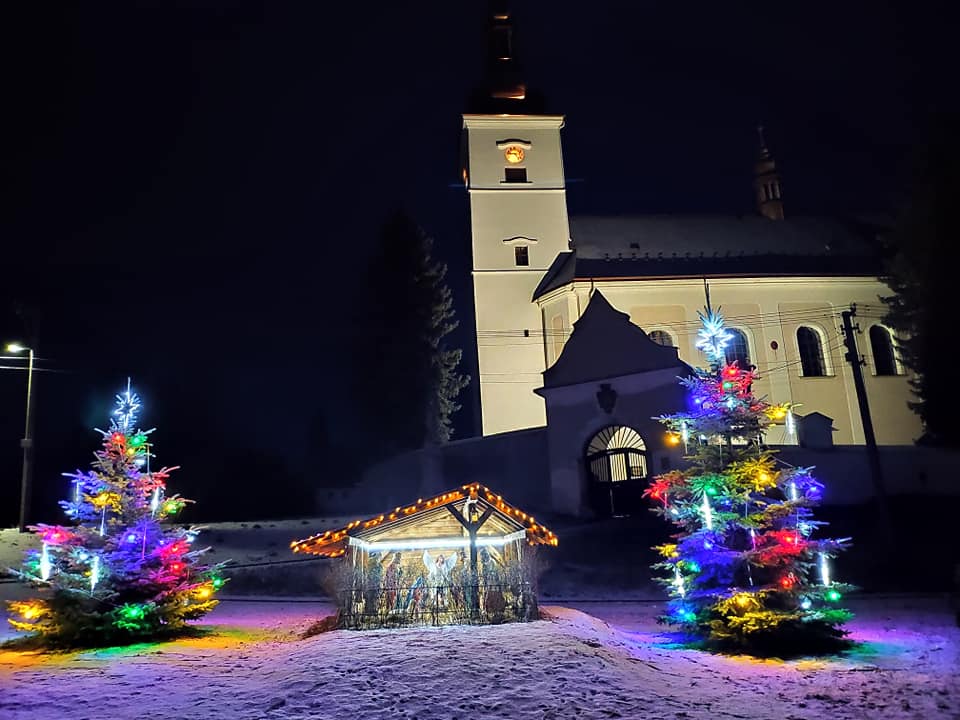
[7,343,35,532]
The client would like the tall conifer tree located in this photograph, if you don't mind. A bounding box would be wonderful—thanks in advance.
[646,309,852,654]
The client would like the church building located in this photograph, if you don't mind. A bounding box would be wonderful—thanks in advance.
[462,4,917,447]
[350,3,932,520]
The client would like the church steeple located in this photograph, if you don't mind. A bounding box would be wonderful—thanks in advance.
[467,1,546,114]
[754,125,784,220]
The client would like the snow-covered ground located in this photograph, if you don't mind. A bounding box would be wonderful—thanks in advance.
[1,594,957,720]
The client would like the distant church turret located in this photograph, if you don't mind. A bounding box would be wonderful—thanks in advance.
[754,126,784,220]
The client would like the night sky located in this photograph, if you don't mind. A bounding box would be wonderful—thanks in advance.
[2,1,950,524]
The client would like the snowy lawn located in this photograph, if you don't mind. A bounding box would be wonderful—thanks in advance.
[1,595,957,720]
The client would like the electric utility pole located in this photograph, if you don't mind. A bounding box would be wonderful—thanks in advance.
[841,304,892,545]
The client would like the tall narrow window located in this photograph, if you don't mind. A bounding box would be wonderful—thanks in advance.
[797,326,827,377]
[724,329,750,367]
[514,246,529,266]
[504,167,527,183]
[870,326,898,376]
[649,330,674,347]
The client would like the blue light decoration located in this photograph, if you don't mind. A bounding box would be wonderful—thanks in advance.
[695,307,734,369]
[113,378,142,434]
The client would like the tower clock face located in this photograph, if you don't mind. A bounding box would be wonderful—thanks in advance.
[504,146,525,164]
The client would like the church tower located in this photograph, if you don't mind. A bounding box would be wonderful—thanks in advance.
[463,2,571,435]
[754,126,785,220]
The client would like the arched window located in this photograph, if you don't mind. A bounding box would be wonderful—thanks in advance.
[797,326,827,377]
[870,326,898,376]
[724,328,751,368]
[649,330,674,347]
[586,426,647,483]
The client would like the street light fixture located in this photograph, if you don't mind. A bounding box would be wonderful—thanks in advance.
[6,342,35,532]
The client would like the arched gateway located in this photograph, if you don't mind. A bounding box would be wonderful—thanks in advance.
[585,425,649,517]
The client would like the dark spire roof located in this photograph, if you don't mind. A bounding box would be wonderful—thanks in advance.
[466,1,547,114]
[539,290,687,389]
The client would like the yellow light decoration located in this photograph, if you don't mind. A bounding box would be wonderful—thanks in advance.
[657,543,679,559]
[10,600,47,621]
[291,482,556,556]
[89,491,122,511]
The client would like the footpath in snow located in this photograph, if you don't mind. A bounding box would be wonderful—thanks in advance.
[0,595,957,720]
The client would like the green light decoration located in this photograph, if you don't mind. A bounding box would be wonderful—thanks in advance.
[161,499,185,515]
[114,603,149,631]
[826,589,842,602]
[212,576,225,590]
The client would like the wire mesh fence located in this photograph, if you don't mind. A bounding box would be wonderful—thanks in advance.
[336,581,539,629]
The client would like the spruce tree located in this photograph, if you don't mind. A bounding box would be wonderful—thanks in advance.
[7,381,225,647]
[646,309,853,655]
[354,211,469,459]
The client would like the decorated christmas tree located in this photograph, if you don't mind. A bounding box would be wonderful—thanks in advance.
[7,381,225,647]
[645,308,853,654]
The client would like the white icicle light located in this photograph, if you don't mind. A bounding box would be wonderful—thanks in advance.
[789,481,798,502]
[39,543,52,581]
[819,552,831,586]
[150,487,161,514]
[786,409,796,437]
[90,556,100,591]
[701,493,713,530]
[674,567,686,598]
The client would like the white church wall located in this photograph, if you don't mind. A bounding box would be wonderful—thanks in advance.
[536,277,920,446]
[469,191,570,270]
[540,368,689,517]
[474,272,550,433]
[464,114,572,436]
[462,116,566,189]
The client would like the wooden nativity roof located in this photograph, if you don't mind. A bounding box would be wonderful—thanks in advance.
[290,483,558,558]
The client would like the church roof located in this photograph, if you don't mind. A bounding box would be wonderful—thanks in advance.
[533,214,886,299]
[538,290,689,390]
